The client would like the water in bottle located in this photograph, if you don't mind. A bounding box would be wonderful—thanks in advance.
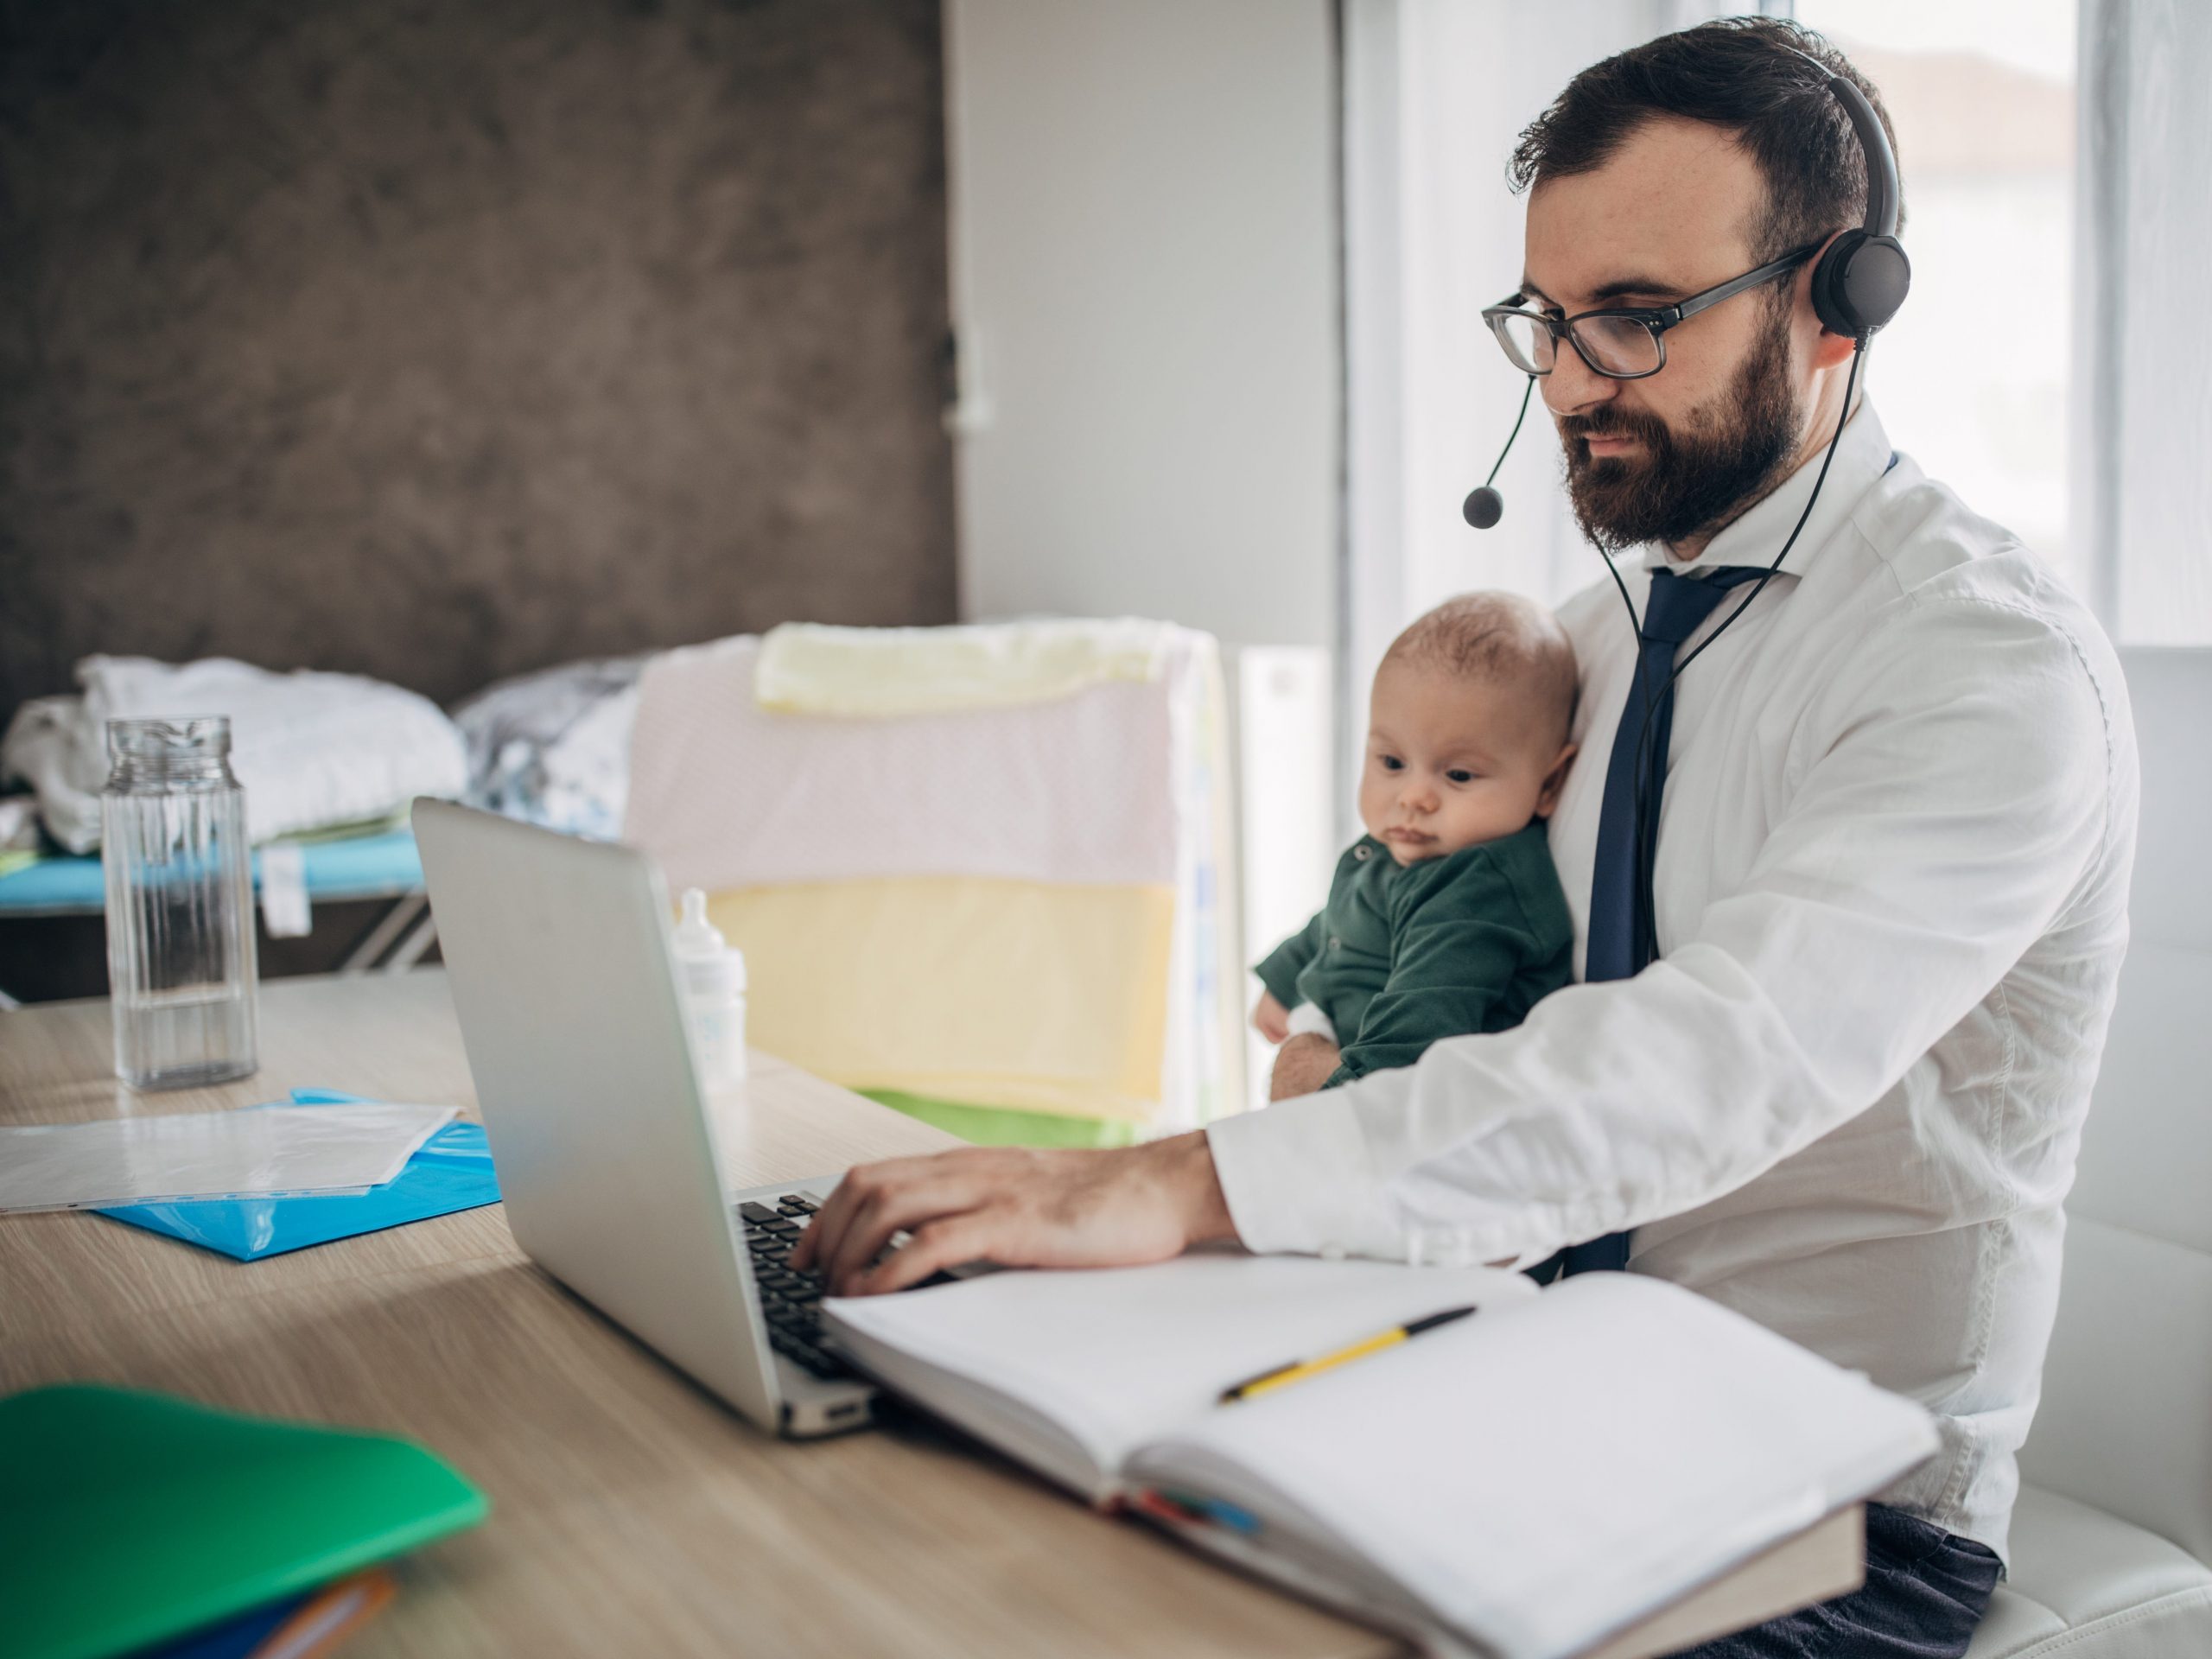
[102,716,259,1090]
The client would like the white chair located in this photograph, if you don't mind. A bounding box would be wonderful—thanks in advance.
[1966,647,2212,1656]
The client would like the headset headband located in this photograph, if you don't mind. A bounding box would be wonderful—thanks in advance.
[1788,46,1910,339]
[1789,48,1900,241]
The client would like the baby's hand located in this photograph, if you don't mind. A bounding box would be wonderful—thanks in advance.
[1251,990,1292,1045]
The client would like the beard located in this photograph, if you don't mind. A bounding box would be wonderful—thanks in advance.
[1560,302,1802,554]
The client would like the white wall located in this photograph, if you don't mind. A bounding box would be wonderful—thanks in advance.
[943,0,1339,653]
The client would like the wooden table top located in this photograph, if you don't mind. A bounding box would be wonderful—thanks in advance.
[0,971,1855,1658]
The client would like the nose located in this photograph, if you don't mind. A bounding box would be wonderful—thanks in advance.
[1398,776,1438,813]
[1541,340,1618,422]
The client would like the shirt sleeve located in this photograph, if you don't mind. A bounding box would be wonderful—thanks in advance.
[1325,855,1542,1086]
[1208,595,2120,1262]
[1254,909,1326,1008]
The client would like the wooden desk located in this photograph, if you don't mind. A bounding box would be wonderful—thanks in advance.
[0,972,1859,1658]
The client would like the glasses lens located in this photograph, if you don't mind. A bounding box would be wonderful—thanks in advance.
[1570,314,1662,377]
[1489,311,1553,375]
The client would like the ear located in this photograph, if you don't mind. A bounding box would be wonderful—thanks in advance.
[1534,742,1579,819]
[1797,231,1859,372]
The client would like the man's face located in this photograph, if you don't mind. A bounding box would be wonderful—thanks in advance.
[1522,116,1809,552]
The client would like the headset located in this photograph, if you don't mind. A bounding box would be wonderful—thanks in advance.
[1465,48,1907,969]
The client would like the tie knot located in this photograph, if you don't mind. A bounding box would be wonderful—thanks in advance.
[1641,566,1768,646]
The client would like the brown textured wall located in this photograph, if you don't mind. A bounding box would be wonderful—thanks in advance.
[0,0,956,724]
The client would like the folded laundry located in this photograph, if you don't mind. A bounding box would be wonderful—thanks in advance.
[452,655,645,839]
[627,635,1179,893]
[705,874,1175,1122]
[0,656,468,851]
[626,619,1243,1138]
[754,617,1169,717]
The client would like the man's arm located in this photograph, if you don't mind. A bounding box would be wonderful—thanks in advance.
[1209,597,2120,1262]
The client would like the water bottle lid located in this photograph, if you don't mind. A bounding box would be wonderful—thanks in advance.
[672,888,746,995]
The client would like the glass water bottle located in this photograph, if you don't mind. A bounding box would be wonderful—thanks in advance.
[102,716,259,1090]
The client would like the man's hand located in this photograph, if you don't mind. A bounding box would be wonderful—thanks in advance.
[1251,989,1292,1044]
[789,1131,1241,1296]
[1270,1033,1342,1101]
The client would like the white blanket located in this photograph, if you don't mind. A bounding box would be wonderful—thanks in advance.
[1,656,469,852]
[625,633,1179,893]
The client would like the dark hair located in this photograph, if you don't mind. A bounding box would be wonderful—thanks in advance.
[1507,18,1904,268]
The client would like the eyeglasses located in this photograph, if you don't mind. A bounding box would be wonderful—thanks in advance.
[1482,245,1818,380]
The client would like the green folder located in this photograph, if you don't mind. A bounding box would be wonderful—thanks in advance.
[0,1384,489,1659]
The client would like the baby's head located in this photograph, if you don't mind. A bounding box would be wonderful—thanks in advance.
[1361,593,1579,866]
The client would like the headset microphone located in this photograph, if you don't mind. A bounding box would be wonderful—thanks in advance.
[1462,377,1535,530]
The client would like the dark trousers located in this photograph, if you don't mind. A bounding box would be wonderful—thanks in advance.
[1669,1504,2002,1659]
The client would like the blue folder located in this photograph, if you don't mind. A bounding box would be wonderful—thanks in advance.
[99,1090,500,1261]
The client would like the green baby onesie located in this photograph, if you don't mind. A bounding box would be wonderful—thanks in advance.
[1255,820,1574,1088]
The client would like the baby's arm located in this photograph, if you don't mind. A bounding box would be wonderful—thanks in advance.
[1330,859,1544,1085]
[1251,911,1326,1044]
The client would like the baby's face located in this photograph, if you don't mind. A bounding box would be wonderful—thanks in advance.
[1358,661,1574,866]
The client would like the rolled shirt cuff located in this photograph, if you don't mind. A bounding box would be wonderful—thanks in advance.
[1205,1092,1408,1261]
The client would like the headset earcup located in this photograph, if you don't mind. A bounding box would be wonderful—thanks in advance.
[1839,235,1910,334]
[1813,232,1911,338]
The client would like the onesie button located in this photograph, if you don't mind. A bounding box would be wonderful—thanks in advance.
[1329,937,1341,951]
[1353,843,1373,861]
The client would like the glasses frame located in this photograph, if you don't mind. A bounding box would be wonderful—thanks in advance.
[1481,243,1821,381]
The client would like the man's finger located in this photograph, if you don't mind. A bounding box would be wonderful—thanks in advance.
[823,1160,1004,1292]
[791,1171,868,1272]
[850,1212,1000,1296]
[795,1152,954,1274]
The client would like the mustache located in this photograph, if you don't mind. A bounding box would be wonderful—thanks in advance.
[1560,407,1670,448]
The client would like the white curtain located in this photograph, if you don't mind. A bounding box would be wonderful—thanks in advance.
[2073,0,2212,641]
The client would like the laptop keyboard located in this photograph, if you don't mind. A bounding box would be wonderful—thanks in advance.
[737,1196,849,1381]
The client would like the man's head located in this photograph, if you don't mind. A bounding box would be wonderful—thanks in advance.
[1362,593,1578,866]
[1508,20,1897,553]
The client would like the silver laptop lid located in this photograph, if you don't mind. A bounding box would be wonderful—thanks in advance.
[411,798,782,1428]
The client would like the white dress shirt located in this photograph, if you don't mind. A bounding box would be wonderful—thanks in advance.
[1209,400,2139,1559]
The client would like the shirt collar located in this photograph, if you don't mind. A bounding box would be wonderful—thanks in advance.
[1649,397,1893,580]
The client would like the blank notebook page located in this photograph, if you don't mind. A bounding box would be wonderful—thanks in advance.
[1127,1272,1940,1659]
[824,1253,1535,1477]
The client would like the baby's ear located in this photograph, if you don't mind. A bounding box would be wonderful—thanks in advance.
[1535,742,1579,818]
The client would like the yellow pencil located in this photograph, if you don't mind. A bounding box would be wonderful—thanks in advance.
[1217,1306,1478,1404]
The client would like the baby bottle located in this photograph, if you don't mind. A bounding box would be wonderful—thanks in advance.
[672,887,747,1088]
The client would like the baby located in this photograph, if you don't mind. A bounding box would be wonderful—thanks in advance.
[1254,592,1579,1090]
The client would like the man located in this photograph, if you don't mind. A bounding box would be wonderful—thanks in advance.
[795,21,2138,1656]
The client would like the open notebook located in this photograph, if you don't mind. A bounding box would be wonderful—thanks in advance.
[824,1257,1938,1659]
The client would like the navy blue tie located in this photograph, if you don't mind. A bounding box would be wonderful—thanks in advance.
[1557,564,1770,1278]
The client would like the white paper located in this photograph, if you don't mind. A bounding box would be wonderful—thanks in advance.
[0,1102,455,1213]
[824,1252,1538,1492]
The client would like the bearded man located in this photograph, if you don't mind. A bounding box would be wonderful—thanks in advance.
[798,21,2139,1656]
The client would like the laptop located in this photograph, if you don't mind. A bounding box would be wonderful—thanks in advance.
[411,798,878,1438]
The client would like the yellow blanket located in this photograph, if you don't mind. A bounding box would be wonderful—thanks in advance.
[707,876,1176,1122]
[753,619,1169,717]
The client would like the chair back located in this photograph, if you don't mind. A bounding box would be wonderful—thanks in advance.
[2018,646,2212,1564]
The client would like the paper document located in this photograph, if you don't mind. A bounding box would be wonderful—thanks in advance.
[0,1103,455,1214]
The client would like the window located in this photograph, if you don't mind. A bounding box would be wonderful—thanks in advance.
[1795,1,2081,591]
